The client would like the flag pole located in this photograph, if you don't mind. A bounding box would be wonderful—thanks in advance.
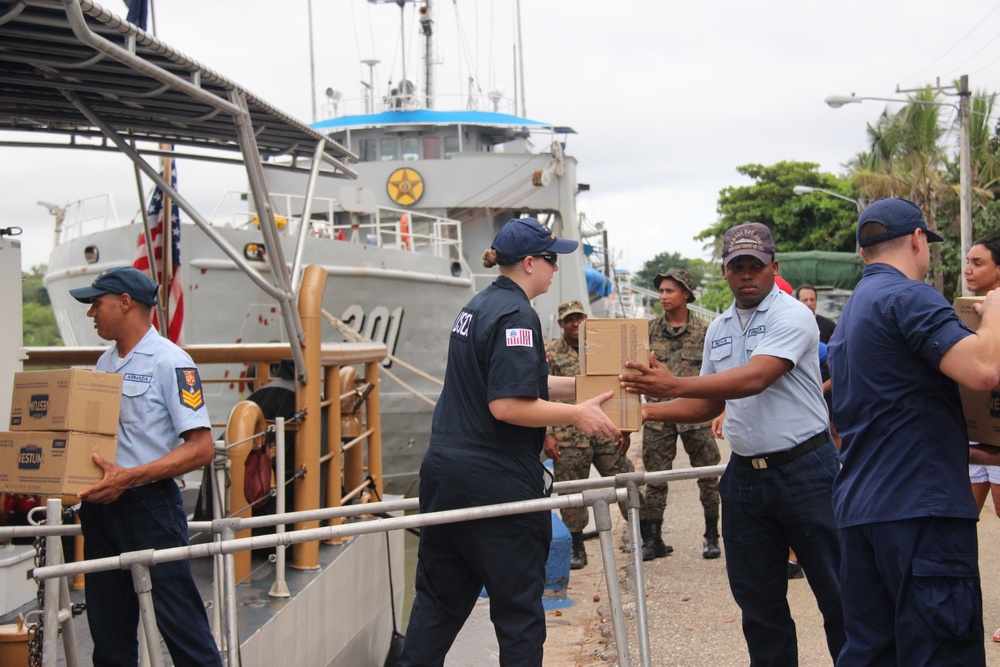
[161,150,173,335]
[132,156,168,334]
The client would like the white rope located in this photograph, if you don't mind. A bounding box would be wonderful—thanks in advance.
[321,309,442,408]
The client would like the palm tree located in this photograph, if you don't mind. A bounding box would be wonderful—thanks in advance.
[850,88,950,290]
[968,91,1000,197]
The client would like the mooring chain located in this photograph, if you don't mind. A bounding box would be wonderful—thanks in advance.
[27,532,45,667]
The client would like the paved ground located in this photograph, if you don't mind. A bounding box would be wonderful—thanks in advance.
[542,432,1000,667]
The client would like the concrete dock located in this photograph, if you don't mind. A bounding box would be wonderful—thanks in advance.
[542,432,1000,666]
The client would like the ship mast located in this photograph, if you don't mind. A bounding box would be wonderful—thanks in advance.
[420,0,433,108]
[373,0,433,109]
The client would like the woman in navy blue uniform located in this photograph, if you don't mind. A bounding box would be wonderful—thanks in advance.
[398,217,620,667]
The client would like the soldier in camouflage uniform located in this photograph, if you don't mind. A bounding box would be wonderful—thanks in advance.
[642,268,722,560]
[544,299,637,569]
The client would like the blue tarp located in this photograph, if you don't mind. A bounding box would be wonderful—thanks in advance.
[585,263,612,298]
[312,109,566,131]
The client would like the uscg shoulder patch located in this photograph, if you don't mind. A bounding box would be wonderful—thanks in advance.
[451,307,474,341]
[176,367,205,411]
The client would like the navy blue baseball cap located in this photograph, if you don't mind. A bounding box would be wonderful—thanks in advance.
[857,198,944,248]
[491,217,578,264]
[70,267,159,306]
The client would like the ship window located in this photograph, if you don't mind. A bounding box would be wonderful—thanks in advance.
[401,137,420,161]
[443,136,459,158]
[380,138,399,161]
[84,245,99,264]
[422,137,441,160]
[359,139,377,162]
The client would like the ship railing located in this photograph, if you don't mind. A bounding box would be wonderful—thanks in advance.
[14,464,725,667]
[208,190,464,259]
[52,194,123,244]
[321,92,520,119]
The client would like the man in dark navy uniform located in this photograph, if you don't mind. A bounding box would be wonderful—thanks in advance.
[831,199,1000,665]
[398,218,619,667]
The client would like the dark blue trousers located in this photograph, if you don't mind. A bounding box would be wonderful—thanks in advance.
[79,480,222,667]
[837,517,984,667]
[398,445,551,667]
[720,439,845,666]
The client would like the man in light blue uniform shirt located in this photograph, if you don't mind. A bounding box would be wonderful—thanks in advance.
[621,223,844,666]
[70,267,221,667]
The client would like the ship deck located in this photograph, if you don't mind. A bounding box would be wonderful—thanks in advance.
[0,485,404,667]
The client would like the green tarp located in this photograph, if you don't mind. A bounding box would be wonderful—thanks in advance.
[775,251,864,291]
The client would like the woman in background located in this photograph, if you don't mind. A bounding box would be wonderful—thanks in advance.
[964,234,1000,642]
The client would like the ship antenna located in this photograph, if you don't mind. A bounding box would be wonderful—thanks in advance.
[515,0,526,116]
[419,1,433,108]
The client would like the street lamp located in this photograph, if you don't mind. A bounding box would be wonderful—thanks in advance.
[824,75,972,295]
[792,185,863,214]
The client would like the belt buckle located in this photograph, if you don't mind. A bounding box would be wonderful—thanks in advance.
[751,457,767,470]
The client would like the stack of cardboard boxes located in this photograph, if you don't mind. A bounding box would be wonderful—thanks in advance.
[574,318,649,432]
[1,369,120,495]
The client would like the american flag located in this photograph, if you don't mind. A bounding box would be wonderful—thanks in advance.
[134,159,184,344]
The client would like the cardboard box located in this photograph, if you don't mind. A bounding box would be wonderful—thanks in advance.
[9,369,122,435]
[954,297,1000,446]
[576,375,642,432]
[0,431,117,496]
[580,318,649,376]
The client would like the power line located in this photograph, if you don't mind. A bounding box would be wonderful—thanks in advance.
[945,29,1000,79]
[902,1,1000,83]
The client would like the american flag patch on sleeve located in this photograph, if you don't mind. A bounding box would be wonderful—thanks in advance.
[506,328,533,347]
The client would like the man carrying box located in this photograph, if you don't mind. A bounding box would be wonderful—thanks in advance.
[544,300,639,569]
[829,198,1000,666]
[69,267,221,667]
[620,223,844,666]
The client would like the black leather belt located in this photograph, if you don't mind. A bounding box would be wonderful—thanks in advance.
[122,478,176,500]
[733,431,830,470]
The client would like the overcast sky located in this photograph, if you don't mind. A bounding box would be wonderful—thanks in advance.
[4,0,1000,274]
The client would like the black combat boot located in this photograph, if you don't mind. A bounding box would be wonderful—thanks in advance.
[641,520,672,561]
[570,532,587,570]
[702,513,721,559]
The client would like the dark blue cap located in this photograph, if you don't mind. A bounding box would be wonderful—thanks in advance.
[70,267,159,306]
[491,217,578,264]
[857,198,944,248]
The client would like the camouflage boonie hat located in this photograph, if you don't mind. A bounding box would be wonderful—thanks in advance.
[652,268,696,303]
[557,299,587,320]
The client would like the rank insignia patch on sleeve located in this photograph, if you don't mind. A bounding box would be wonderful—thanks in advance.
[176,367,205,410]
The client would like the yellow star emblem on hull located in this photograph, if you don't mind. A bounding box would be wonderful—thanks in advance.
[387,168,424,206]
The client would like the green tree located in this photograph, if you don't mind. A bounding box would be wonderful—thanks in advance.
[21,265,62,347]
[634,252,710,291]
[695,161,859,255]
[849,88,1000,297]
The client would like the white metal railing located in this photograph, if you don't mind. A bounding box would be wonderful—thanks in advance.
[6,464,724,667]
[208,191,464,260]
[53,194,123,244]
[320,93,521,120]
[53,189,465,262]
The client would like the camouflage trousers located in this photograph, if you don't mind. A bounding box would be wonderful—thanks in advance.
[553,438,638,533]
[641,424,720,522]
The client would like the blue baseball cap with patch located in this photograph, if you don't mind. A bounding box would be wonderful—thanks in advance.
[70,267,159,306]
[857,198,944,248]
[491,217,578,264]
